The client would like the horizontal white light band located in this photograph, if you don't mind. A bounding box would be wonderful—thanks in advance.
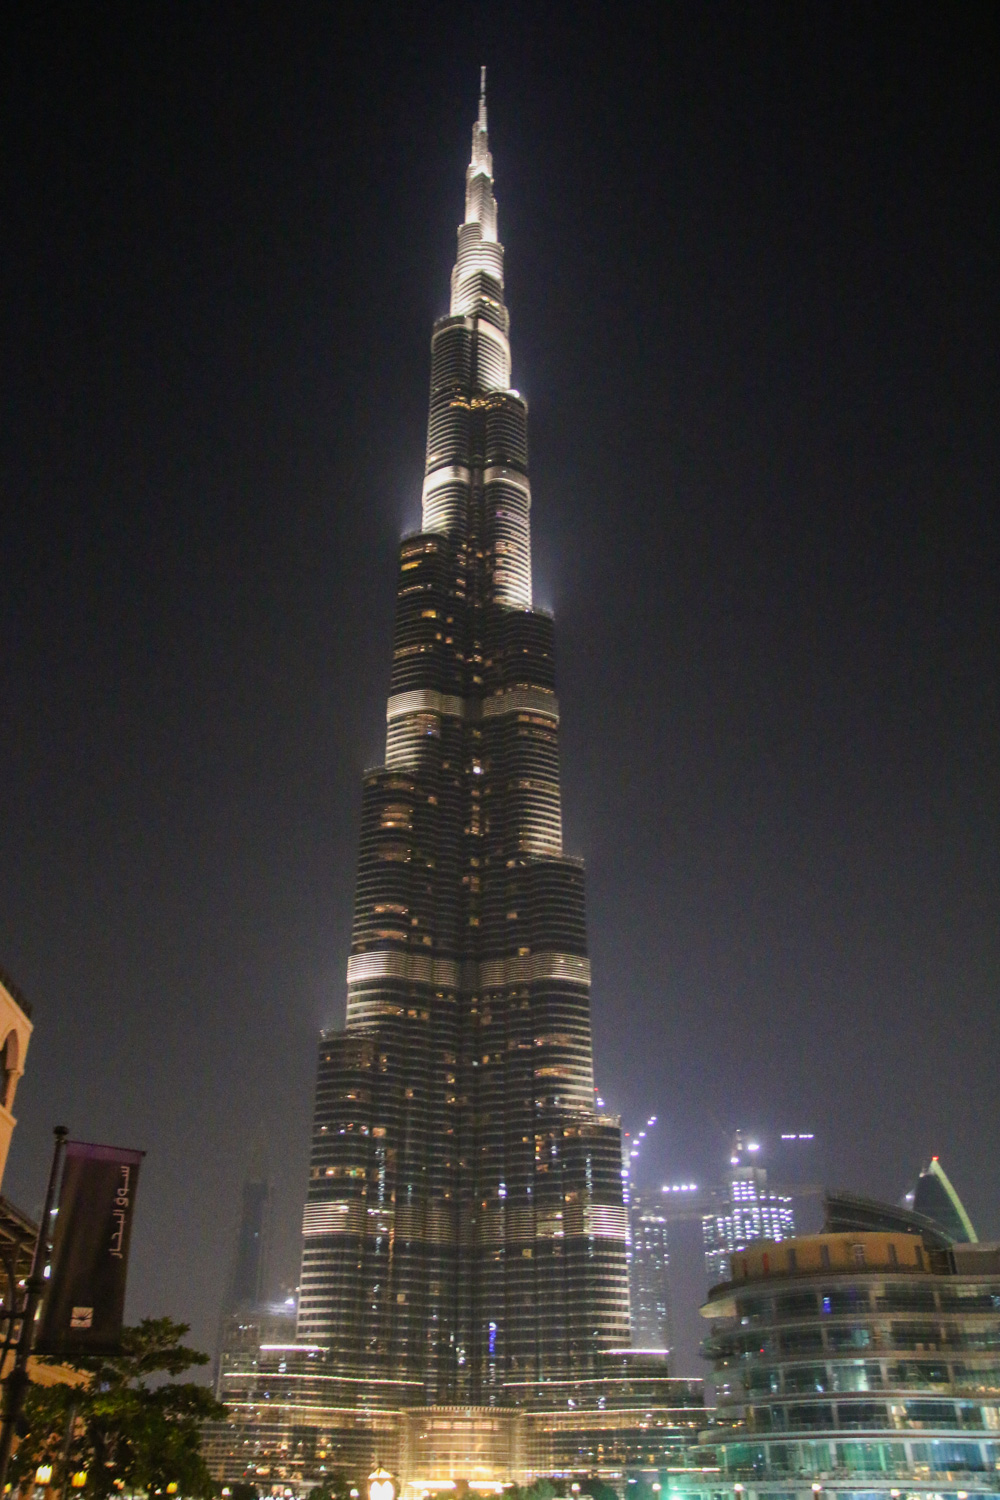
[482,466,531,496]
[479,952,590,988]
[584,1204,629,1240]
[386,687,558,725]
[346,950,589,991]
[473,319,510,360]
[421,465,471,501]
[482,687,559,720]
[387,690,464,721]
[302,1201,354,1235]
[347,952,461,987]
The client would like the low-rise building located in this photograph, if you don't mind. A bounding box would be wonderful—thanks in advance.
[0,967,33,1193]
[691,1231,1000,1500]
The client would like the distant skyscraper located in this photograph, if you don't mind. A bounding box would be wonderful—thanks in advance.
[905,1156,978,1244]
[225,1176,270,1312]
[628,1192,671,1352]
[296,70,630,1405]
[702,1130,794,1284]
[214,1173,270,1387]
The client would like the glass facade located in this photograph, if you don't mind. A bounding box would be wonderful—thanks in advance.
[703,1135,795,1286]
[689,1232,1000,1500]
[630,1193,672,1353]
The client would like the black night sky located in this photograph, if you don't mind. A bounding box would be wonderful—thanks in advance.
[2,3,997,1376]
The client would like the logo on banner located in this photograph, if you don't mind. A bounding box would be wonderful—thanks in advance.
[35,1141,145,1357]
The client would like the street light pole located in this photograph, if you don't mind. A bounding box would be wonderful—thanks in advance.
[0,1126,69,1491]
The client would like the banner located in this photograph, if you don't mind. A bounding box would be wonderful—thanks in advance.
[35,1141,144,1357]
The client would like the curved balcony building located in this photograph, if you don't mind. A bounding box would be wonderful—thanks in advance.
[696,1231,1000,1500]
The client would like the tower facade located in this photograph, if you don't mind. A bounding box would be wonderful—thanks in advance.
[297,75,630,1407]
[628,1193,672,1352]
[703,1131,795,1286]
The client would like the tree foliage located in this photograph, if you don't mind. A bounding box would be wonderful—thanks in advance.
[307,1473,354,1500]
[9,1318,225,1499]
[580,1483,618,1500]
[503,1482,556,1500]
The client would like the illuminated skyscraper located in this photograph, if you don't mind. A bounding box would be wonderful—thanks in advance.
[628,1193,672,1352]
[702,1131,794,1285]
[296,71,631,1406]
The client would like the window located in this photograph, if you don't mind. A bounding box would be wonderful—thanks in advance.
[777,1291,817,1319]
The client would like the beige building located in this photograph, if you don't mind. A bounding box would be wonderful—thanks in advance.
[0,967,33,1192]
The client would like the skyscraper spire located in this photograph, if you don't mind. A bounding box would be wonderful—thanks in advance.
[469,65,493,190]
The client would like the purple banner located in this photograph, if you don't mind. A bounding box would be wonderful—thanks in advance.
[35,1141,144,1357]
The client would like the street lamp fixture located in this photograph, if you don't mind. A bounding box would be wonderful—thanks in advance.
[70,1475,88,1490]
[34,1469,53,1487]
[369,1468,396,1500]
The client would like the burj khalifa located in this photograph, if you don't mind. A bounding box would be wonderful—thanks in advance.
[297,70,631,1406]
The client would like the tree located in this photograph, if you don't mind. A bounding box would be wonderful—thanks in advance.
[509,1483,555,1500]
[9,1318,225,1499]
[580,1482,618,1500]
[308,1473,354,1500]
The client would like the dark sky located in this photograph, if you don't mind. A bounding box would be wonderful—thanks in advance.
[2,2,997,1378]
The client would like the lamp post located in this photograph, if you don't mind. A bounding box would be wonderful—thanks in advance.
[368,1468,396,1500]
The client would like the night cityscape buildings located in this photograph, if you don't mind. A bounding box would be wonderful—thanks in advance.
[206,77,708,1488]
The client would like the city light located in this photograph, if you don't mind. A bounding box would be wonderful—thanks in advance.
[368,1469,396,1500]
